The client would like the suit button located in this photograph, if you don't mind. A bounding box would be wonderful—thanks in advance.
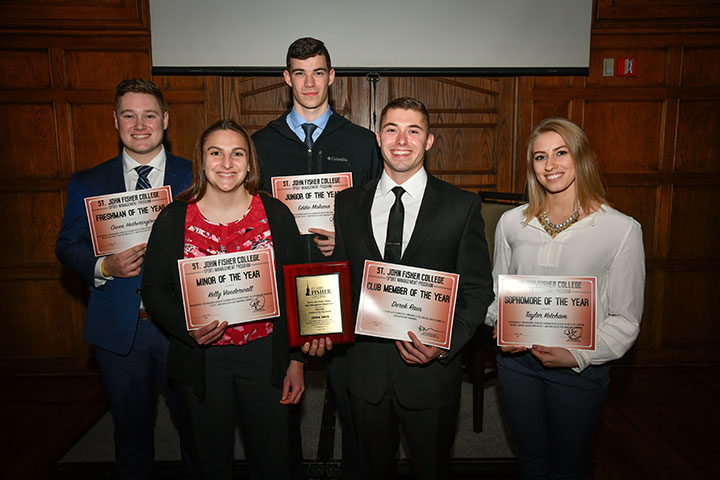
[136,288,142,295]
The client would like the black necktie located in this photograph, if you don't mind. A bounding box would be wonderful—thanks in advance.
[301,123,317,149]
[384,186,405,263]
[135,165,153,190]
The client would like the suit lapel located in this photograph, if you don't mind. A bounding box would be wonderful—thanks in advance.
[163,153,184,198]
[359,179,383,260]
[108,155,127,194]
[402,174,440,262]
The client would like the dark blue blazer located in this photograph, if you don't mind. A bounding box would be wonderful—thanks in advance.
[56,153,193,355]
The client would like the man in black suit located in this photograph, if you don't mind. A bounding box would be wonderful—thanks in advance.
[324,97,494,479]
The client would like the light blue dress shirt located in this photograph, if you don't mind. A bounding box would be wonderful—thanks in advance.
[286,107,332,144]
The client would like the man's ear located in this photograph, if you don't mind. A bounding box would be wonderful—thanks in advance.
[328,68,336,86]
[162,111,169,130]
[283,69,292,88]
[113,111,119,130]
[425,133,435,151]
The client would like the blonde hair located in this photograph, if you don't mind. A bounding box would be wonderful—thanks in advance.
[524,117,608,222]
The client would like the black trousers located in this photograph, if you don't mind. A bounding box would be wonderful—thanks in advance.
[326,348,360,479]
[350,379,459,480]
[174,336,292,480]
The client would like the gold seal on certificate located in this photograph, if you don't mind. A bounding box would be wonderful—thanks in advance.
[270,172,352,234]
[498,275,597,350]
[177,249,280,330]
[84,186,172,256]
[284,262,354,348]
[356,260,459,349]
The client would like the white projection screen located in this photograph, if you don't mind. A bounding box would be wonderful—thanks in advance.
[150,0,592,76]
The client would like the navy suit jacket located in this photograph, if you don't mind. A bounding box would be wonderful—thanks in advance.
[56,153,193,355]
[333,173,494,409]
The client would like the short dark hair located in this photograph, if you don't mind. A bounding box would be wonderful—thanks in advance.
[114,78,167,112]
[286,37,331,70]
[177,120,261,203]
[379,97,430,130]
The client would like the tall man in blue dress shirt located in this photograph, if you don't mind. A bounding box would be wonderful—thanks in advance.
[56,79,193,480]
[252,37,381,479]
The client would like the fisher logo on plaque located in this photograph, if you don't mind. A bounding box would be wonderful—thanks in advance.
[284,261,354,348]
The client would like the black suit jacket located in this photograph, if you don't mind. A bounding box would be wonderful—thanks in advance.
[333,173,494,409]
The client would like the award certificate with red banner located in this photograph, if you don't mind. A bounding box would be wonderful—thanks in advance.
[177,249,280,331]
[84,186,172,256]
[355,260,459,349]
[498,275,596,350]
[270,172,352,234]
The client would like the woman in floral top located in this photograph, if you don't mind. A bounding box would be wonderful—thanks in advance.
[142,120,304,479]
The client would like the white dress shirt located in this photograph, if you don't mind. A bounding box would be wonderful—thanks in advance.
[484,204,645,372]
[371,168,428,259]
[121,147,167,192]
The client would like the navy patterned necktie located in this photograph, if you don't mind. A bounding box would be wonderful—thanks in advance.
[135,165,153,190]
[301,123,318,149]
[384,186,405,263]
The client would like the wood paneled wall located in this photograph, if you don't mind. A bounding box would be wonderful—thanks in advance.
[1,0,717,373]
[0,1,216,372]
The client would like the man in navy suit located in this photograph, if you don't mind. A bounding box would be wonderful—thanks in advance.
[313,97,494,479]
[56,79,193,480]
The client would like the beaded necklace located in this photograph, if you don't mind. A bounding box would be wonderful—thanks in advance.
[538,210,579,237]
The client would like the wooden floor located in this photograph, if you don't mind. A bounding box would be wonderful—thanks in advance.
[1,365,717,479]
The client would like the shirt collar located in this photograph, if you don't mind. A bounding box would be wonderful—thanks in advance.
[288,106,333,132]
[122,146,167,175]
[378,167,428,200]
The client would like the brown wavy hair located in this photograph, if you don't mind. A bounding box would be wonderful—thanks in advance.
[176,120,260,203]
[524,117,608,222]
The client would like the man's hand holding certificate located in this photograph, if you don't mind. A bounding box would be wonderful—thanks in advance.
[498,275,597,350]
[355,260,459,349]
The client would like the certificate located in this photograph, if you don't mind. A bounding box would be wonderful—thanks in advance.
[177,249,280,331]
[355,260,459,349]
[270,172,352,234]
[283,261,354,348]
[497,275,596,350]
[84,186,172,256]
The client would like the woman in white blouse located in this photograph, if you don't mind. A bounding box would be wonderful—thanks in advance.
[485,117,645,479]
